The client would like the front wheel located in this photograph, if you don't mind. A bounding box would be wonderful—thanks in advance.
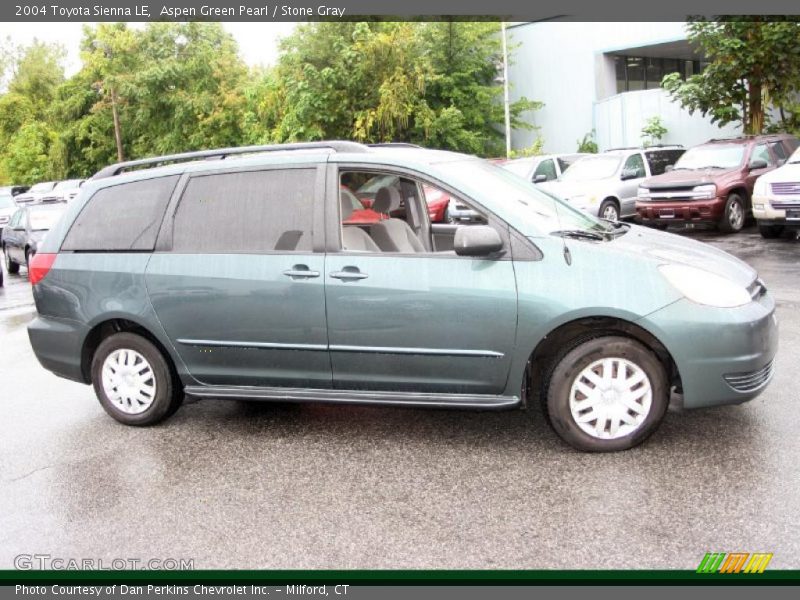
[91,332,182,426]
[719,193,745,233]
[543,336,669,452]
[599,199,620,222]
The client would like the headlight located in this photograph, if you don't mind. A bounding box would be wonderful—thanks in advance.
[753,177,768,197]
[659,264,751,308]
[691,184,717,199]
[638,186,651,199]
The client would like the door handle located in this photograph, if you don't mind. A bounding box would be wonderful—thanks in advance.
[330,268,369,281]
[283,265,320,279]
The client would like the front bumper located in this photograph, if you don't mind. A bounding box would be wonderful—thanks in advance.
[640,293,778,409]
[636,197,725,224]
[753,194,800,228]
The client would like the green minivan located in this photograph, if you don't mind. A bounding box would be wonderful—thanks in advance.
[27,142,777,451]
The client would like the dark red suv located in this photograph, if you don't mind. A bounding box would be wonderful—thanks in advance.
[636,134,800,232]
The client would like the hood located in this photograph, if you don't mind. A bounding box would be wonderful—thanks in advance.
[643,167,740,189]
[755,161,800,183]
[605,225,756,287]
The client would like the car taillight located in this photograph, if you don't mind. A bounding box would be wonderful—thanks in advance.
[29,253,57,285]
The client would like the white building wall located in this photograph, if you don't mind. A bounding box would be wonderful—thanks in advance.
[506,22,737,153]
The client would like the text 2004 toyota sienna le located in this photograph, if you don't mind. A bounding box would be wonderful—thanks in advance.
[27,142,777,452]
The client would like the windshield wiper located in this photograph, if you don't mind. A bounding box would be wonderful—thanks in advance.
[551,229,607,241]
[602,220,631,236]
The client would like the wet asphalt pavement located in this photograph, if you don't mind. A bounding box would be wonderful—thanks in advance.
[1,225,799,570]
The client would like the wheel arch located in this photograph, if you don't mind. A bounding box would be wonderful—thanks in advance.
[523,315,682,407]
[80,316,180,385]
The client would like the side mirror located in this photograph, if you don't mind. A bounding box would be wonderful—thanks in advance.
[620,168,641,181]
[664,165,674,173]
[749,159,768,170]
[454,225,503,257]
[533,174,547,183]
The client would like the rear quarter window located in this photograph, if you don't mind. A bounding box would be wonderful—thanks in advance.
[61,176,179,251]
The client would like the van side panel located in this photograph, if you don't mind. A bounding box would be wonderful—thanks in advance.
[29,253,193,384]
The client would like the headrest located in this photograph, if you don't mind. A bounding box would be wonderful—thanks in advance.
[340,191,354,220]
[373,186,402,215]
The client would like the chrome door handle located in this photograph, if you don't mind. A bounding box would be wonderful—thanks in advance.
[330,270,369,281]
[283,266,320,279]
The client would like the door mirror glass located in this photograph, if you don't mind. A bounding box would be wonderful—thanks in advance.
[749,159,768,170]
[533,173,548,183]
[454,225,503,257]
[620,168,639,180]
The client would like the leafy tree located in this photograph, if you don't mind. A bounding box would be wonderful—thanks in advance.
[576,130,598,153]
[641,116,668,146]
[1,121,55,184]
[7,40,66,112]
[663,18,800,134]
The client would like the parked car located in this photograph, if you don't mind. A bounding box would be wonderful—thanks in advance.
[2,203,66,276]
[636,134,800,233]
[500,153,589,184]
[27,142,776,452]
[752,145,800,238]
[539,146,685,221]
[356,173,450,223]
[44,179,85,203]
[13,181,58,205]
[0,189,18,236]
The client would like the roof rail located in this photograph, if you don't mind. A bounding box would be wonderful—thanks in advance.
[367,143,423,148]
[91,141,370,180]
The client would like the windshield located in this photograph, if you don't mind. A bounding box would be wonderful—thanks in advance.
[501,159,535,178]
[673,144,745,170]
[0,194,14,209]
[436,160,612,236]
[29,206,65,230]
[559,155,620,181]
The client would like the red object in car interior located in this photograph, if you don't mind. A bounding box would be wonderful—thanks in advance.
[28,253,57,285]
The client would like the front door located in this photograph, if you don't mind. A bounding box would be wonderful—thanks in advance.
[327,168,518,395]
[145,165,331,389]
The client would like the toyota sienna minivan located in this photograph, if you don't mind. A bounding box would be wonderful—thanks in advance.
[27,142,777,452]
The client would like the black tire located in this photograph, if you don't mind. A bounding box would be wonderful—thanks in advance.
[719,193,745,233]
[0,267,4,287]
[759,224,784,239]
[598,199,620,221]
[543,336,669,452]
[91,332,182,426]
[4,248,19,275]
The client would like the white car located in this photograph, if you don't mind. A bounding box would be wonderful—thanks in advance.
[539,146,684,221]
[753,146,800,238]
[42,179,85,203]
[500,153,589,184]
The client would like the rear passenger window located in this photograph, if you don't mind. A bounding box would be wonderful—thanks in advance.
[172,169,315,253]
[62,176,179,251]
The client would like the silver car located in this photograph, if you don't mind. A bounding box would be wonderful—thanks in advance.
[540,146,685,221]
[501,153,589,184]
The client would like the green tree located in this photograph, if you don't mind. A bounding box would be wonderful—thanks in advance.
[663,18,800,135]
[7,40,66,112]
[1,121,55,184]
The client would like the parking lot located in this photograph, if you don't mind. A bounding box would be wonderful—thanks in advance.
[0,225,798,570]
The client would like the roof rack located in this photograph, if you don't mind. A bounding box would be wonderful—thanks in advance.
[706,135,781,143]
[92,141,370,180]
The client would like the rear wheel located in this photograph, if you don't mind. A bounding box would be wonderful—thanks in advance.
[4,247,19,275]
[759,224,784,239]
[91,332,182,426]
[543,336,669,452]
[599,199,620,221]
[719,193,745,233]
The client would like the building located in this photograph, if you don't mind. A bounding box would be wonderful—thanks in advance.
[506,22,741,153]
